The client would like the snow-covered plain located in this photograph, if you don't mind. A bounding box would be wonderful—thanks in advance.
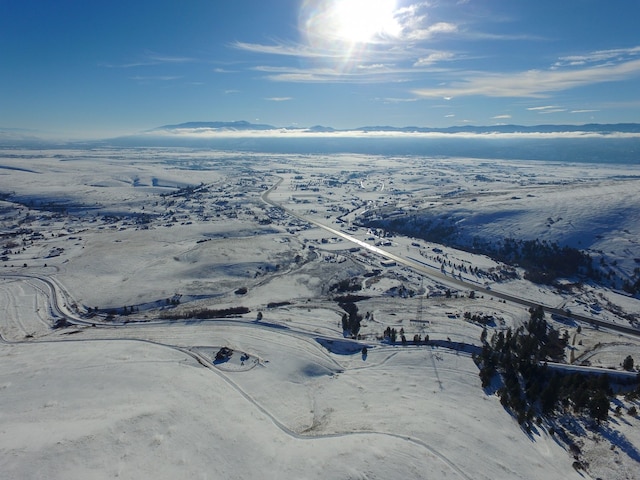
[1,147,639,479]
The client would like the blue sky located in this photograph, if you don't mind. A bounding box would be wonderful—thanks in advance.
[1,0,639,138]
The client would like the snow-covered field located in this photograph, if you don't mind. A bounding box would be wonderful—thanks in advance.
[1,147,639,479]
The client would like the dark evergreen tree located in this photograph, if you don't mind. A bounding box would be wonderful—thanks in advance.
[480,327,488,344]
[589,390,610,423]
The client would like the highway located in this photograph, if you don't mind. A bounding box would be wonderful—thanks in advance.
[262,177,640,338]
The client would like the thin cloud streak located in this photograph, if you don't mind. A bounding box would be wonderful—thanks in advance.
[145,54,197,63]
[405,22,458,40]
[555,45,640,67]
[413,58,640,98]
[538,108,567,115]
[100,61,159,69]
[380,97,419,103]
[413,51,455,67]
[232,41,341,59]
[130,75,182,82]
[527,106,560,111]
[101,52,198,69]
[233,39,450,67]
[253,65,414,84]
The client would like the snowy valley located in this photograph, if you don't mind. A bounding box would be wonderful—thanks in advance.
[1,146,639,480]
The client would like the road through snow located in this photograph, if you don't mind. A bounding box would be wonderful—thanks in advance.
[261,176,640,338]
[0,272,474,480]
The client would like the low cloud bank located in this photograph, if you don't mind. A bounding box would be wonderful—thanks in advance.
[146,126,640,140]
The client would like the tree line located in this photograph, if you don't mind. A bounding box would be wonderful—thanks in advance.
[159,306,249,320]
[475,306,639,429]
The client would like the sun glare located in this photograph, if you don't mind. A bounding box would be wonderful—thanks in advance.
[302,0,400,49]
[331,0,399,43]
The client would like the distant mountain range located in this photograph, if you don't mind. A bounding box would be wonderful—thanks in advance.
[2,123,640,165]
[153,121,640,134]
[2,122,639,146]
[138,121,640,164]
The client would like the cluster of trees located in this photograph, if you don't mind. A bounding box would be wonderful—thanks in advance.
[162,182,208,199]
[475,306,623,428]
[480,238,594,285]
[340,302,363,337]
[330,278,362,293]
[160,306,249,320]
[383,326,429,345]
[53,317,71,329]
[384,326,401,343]
[121,305,139,315]
[463,311,495,326]
[622,267,640,296]
[623,355,635,371]
[267,301,291,308]
[358,215,456,245]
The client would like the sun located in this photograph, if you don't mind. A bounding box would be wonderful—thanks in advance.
[330,0,399,43]
[300,0,401,69]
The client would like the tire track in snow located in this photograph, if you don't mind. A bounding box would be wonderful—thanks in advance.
[0,275,471,480]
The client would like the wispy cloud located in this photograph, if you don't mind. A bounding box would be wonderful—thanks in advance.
[492,114,512,119]
[527,105,559,111]
[102,52,198,68]
[571,109,599,114]
[232,41,335,59]
[379,97,419,103]
[462,31,547,42]
[265,97,292,102]
[130,75,182,82]
[234,39,429,66]
[144,53,197,64]
[393,4,459,41]
[413,58,640,98]
[405,21,458,41]
[100,60,158,69]
[253,65,411,84]
[537,108,567,115]
[554,46,640,67]
[357,63,392,71]
[413,51,455,67]
[527,105,568,114]
[251,58,458,83]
